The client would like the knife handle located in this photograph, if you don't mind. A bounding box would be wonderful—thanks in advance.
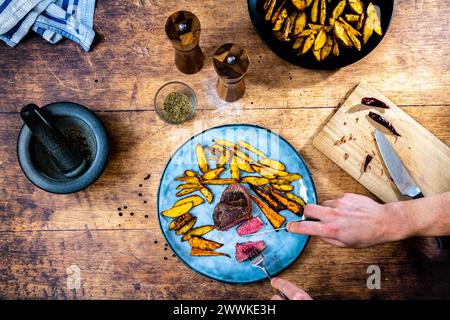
[412,193,450,249]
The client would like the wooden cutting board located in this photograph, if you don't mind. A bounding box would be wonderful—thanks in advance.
[313,82,450,203]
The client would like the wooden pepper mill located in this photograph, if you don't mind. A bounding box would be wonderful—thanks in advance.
[165,11,204,74]
[213,43,249,102]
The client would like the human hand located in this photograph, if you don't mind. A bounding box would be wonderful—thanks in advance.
[270,277,313,300]
[287,193,411,248]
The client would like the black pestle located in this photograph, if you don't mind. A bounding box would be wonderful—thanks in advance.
[20,104,87,178]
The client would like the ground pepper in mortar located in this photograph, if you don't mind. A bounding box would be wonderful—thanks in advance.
[163,92,192,123]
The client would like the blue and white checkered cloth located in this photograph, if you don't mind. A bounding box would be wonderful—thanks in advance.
[0,0,96,51]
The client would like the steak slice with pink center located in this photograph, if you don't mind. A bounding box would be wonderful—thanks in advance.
[236,217,264,236]
[235,240,266,263]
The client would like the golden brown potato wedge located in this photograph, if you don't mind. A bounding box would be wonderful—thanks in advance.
[285,193,306,207]
[345,14,360,23]
[250,185,285,212]
[299,29,316,37]
[269,178,290,185]
[282,11,297,39]
[234,149,253,163]
[215,148,231,168]
[346,28,361,51]
[265,0,277,21]
[306,0,313,7]
[175,176,201,184]
[332,0,346,20]
[367,2,382,35]
[176,216,197,235]
[264,0,274,11]
[291,0,306,11]
[190,247,230,258]
[272,0,286,23]
[202,178,236,185]
[293,12,307,36]
[356,12,365,30]
[212,139,237,149]
[319,0,326,25]
[270,190,304,215]
[230,156,240,181]
[182,225,215,242]
[195,144,209,174]
[308,24,332,32]
[174,195,205,207]
[272,184,294,192]
[348,0,363,14]
[313,48,322,61]
[338,17,361,36]
[252,164,278,179]
[176,187,201,197]
[302,32,315,54]
[161,202,193,218]
[200,186,214,203]
[176,183,202,190]
[259,165,289,177]
[203,167,225,180]
[334,21,353,48]
[273,7,288,31]
[251,195,286,229]
[292,37,305,51]
[189,236,223,250]
[332,35,340,56]
[363,14,374,44]
[237,141,267,159]
[184,170,200,177]
[236,156,255,173]
[169,213,193,231]
[241,176,270,186]
[311,0,319,23]
[313,29,326,51]
[321,35,333,60]
[281,173,302,182]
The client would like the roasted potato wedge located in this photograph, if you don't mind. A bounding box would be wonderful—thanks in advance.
[292,36,305,51]
[308,24,332,32]
[195,144,209,174]
[176,187,200,197]
[169,213,193,231]
[338,17,361,36]
[320,35,333,60]
[212,139,237,149]
[367,2,382,35]
[299,29,316,37]
[265,0,277,21]
[285,193,306,207]
[282,11,297,39]
[306,0,313,7]
[216,148,231,168]
[313,48,322,61]
[203,167,225,180]
[259,165,289,177]
[236,156,255,173]
[184,170,200,178]
[176,183,202,190]
[332,35,340,56]
[250,185,285,212]
[252,164,278,179]
[176,216,197,235]
[293,12,307,36]
[234,149,253,163]
[273,7,288,31]
[363,14,374,44]
[174,195,204,207]
[319,0,326,25]
[334,21,353,48]
[272,184,294,192]
[202,178,236,185]
[230,156,240,181]
[241,176,270,186]
[313,29,326,51]
[175,176,201,184]
[251,195,286,229]
[182,225,215,242]
[291,0,306,11]
[346,28,361,51]
[237,141,267,159]
[270,190,304,215]
[200,186,214,203]
[281,173,302,182]
[161,202,193,218]
[332,0,346,20]
[311,0,319,23]
[189,236,223,250]
[345,14,360,23]
[356,12,365,30]
[302,32,316,54]
[272,0,286,24]
[190,247,230,258]
[348,0,363,14]
[264,0,274,11]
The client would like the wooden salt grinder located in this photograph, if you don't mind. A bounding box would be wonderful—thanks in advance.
[213,43,249,102]
[165,11,204,74]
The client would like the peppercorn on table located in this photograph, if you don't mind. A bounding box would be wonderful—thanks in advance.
[0,1,449,299]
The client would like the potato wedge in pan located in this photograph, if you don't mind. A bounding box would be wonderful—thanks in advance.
[162,202,193,218]
[302,32,316,54]
[195,144,209,174]
[356,12,365,30]
[332,35,340,56]
[241,176,270,186]
[285,193,306,207]
[182,225,215,242]
[200,186,214,203]
[291,0,306,11]
[334,21,353,48]
[363,14,374,44]
[367,2,382,35]
[250,185,285,212]
[251,195,286,229]
[338,17,361,36]
[320,35,333,60]
[174,195,205,207]
[345,14,360,23]
[271,0,286,24]
[346,27,361,51]
[292,36,305,51]
[176,217,197,235]
[306,0,313,7]
[299,29,316,37]
[282,11,297,39]
[273,7,288,31]
[332,0,346,20]
[189,236,223,250]
[202,178,236,185]
[313,48,322,62]
[203,167,225,180]
[308,24,332,32]
[264,0,274,11]
[270,190,304,215]
[176,187,201,197]
[265,0,277,22]
[190,247,230,258]
[237,141,267,159]
[169,213,193,231]
[293,12,307,36]
[310,0,319,23]
[348,0,363,14]
[272,184,294,192]
[319,0,326,25]
[313,29,326,51]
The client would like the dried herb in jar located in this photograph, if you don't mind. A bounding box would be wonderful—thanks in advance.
[361,97,390,109]
[368,112,401,136]
[163,92,192,123]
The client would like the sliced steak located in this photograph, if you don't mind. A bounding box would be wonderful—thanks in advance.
[235,241,266,263]
[213,183,252,231]
[237,217,264,236]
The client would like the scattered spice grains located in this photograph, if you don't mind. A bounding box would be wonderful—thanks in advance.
[344,153,349,160]
[144,174,151,180]
[334,136,347,146]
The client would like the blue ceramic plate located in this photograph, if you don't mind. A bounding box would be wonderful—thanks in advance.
[157,124,317,284]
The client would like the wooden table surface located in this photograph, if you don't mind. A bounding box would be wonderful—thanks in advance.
[1,0,449,300]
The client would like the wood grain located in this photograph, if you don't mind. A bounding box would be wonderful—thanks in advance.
[0,0,450,300]
[313,82,450,203]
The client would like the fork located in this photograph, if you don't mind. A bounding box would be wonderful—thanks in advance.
[249,250,289,300]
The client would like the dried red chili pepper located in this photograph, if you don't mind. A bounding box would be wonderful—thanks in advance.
[368,112,401,136]
[361,97,390,109]
[363,155,373,172]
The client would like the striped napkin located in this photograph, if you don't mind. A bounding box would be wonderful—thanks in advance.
[0,0,96,51]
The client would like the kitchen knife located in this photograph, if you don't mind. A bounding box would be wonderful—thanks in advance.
[374,130,449,249]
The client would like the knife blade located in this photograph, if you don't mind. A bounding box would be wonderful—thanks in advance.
[374,130,421,198]
[374,129,449,249]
